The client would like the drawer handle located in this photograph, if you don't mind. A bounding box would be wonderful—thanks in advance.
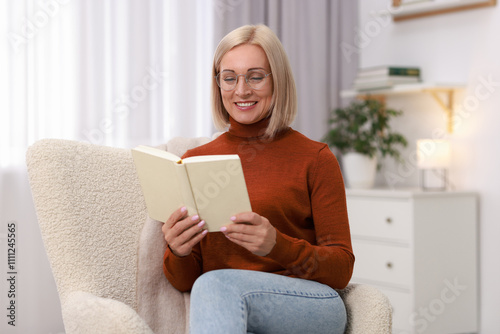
[386,217,392,224]
[386,262,393,269]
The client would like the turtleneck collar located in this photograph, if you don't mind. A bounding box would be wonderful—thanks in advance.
[227,116,270,139]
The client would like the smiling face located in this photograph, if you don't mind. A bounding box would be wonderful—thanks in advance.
[219,44,274,125]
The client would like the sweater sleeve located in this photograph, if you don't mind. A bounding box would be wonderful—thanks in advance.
[163,244,202,292]
[265,146,354,289]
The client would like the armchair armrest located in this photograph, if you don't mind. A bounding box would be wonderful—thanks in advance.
[337,284,392,334]
[62,291,154,334]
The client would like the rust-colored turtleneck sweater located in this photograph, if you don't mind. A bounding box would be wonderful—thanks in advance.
[163,117,354,292]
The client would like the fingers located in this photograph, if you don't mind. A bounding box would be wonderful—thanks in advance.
[224,226,276,257]
[220,212,276,256]
[168,222,208,257]
[164,206,189,228]
[169,214,204,238]
[228,212,260,226]
[162,207,208,257]
[221,212,263,236]
[223,223,257,240]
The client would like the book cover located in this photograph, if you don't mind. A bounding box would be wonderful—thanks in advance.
[357,66,421,77]
[131,145,252,232]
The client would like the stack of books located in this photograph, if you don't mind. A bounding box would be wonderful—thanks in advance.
[352,66,421,91]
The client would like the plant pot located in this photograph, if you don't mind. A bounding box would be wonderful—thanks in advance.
[342,152,377,189]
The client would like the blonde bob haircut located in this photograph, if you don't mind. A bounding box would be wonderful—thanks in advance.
[212,24,297,138]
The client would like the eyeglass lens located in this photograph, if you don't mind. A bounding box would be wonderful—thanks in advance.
[217,70,269,91]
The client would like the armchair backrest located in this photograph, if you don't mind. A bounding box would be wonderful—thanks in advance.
[27,139,148,310]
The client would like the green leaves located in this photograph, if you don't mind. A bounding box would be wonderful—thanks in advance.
[323,98,408,162]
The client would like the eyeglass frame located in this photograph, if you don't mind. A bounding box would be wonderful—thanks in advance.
[215,70,272,91]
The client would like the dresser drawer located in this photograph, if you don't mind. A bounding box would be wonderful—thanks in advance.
[352,240,412,288]
[347,197,412,242]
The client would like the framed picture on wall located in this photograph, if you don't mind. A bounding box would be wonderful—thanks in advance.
[391,0,497,21]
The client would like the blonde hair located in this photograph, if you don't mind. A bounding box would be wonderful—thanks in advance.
[211,24,297,138]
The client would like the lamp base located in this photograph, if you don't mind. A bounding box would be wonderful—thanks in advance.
[419,169,448,191]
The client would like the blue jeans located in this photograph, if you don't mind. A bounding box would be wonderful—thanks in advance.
[190,269,346,334]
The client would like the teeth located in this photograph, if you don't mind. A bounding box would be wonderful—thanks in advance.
[236,102,257,107]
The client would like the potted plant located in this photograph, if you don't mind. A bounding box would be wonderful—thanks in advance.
[322,97,408,189]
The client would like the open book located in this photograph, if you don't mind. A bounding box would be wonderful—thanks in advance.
[131,145,252,232]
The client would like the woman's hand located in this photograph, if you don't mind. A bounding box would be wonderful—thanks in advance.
[220,212,276,256]
[162,207,208,257]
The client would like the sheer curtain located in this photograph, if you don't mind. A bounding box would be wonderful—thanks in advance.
[1,0,214,161]
[0,1,214,332]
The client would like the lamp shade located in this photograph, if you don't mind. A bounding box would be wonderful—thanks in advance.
[417,139,451,169]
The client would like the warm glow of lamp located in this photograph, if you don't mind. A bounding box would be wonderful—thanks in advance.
[417,139,451,190]
[417,139,451,169]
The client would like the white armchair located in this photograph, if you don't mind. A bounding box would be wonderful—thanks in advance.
[26,138,392,334]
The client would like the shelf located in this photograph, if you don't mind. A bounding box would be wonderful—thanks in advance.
[390,0,497,21]
[340,83,465,133]
[340,82,464,98]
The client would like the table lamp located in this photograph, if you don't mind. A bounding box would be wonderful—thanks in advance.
[417,139,451,190]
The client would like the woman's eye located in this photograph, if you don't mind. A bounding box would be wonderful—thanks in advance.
[248,72,264,81]
[249,77,263,82]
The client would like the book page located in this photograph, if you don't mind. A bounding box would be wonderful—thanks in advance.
[132,148,197,222]
[134,145,182,163]
[184,156,252,232]
[183,154,240,163]
[173,163,198,216]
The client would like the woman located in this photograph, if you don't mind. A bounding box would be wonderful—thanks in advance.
[162,24,354,334]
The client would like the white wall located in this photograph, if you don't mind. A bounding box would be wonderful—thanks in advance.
[358,1,500,332]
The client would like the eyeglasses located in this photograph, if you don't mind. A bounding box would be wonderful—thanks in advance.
[215,69,272,91]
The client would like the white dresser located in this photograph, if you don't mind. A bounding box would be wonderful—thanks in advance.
[346,189,478,334]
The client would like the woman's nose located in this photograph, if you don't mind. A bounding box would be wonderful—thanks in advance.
[234,75,251,96]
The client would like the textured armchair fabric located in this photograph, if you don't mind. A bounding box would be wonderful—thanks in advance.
[26,138,392,334]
